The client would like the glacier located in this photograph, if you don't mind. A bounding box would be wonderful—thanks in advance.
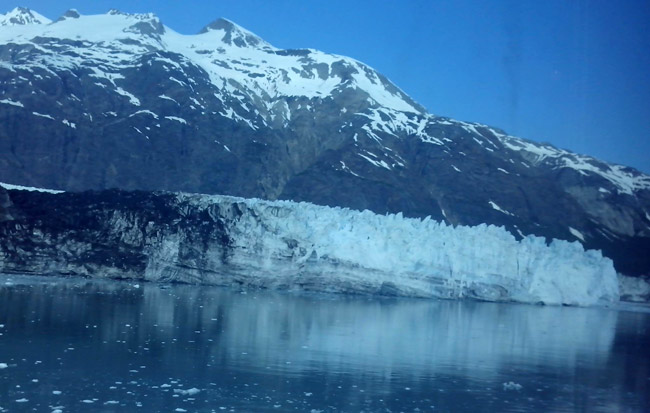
[0,186,621,307]
[149,193,619,306]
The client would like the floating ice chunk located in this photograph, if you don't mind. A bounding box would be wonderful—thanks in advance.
[173,388,200,395]
[503,381,523,391]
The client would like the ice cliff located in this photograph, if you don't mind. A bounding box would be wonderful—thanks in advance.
[0,186,619,306]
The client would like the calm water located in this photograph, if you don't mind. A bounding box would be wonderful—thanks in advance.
[0,275,649,412]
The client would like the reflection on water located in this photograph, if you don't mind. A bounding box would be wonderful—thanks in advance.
[0,275,648,412]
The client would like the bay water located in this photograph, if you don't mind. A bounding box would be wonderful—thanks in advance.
[0,275,648,412]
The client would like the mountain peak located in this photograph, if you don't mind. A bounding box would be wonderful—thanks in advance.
[105,9,158,21]
[55,9,80,22]
[0,7,51,26]
[198,17,271,49]
[62,9,80,19]
[104,9,165,37]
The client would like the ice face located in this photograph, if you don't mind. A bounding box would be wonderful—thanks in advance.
[142,193,619,307]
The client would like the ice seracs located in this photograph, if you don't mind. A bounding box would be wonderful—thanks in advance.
[144,192,620,307]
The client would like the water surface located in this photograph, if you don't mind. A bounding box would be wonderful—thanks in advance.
[0,275,648,412]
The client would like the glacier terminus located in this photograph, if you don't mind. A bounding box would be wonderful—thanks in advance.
[0,185,619,306]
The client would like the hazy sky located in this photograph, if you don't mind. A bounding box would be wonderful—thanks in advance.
[5,0,650,173]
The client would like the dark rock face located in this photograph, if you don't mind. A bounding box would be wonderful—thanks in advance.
[0,186,16,221]
[0,10,649,276]
[0,189,232,280]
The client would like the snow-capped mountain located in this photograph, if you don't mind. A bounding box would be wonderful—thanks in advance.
[0,6,50,26]
[0,7,649,277]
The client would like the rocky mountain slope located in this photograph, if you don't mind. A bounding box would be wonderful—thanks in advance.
[0,8,649,276]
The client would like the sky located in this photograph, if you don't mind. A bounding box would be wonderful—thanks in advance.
[3,0,650,173]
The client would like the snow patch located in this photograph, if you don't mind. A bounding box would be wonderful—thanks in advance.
[497,133,650,195]
[32,111,54,120]
[219,107,257,129]
[164,116,187,124]
[358,153,391,170]
[115,87,141,106]
[129,110,159,119]
[0,98,23,107]
[569,227,585,242]
[338,161,361,177]
[0,182,64,193]
[159,94,178,103]
[488,201,514,216]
